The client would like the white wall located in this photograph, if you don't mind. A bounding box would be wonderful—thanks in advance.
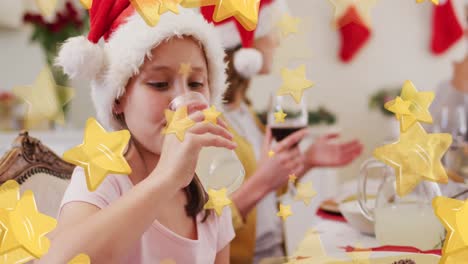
[250,0,467,182]
[0,0,466,181]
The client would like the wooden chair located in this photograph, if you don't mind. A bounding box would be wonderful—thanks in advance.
[0,131,76,217]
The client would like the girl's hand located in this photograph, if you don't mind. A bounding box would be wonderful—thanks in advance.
[305,133,363,169]
[153,111,237,192]
[255,127,308,193]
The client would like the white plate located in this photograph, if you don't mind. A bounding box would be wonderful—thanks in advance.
[339,199,375,236]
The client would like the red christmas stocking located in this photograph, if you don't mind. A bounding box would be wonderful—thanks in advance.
[338,6,372,63]
[430,0,463,55]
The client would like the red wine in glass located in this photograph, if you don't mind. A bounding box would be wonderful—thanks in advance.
[271,126,307,142]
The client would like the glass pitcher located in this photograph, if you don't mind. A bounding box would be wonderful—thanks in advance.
[357,158,445,250]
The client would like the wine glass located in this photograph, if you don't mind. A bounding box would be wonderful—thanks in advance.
[168,92,245,195]
[267,94,308,198]
[438,105,468,185]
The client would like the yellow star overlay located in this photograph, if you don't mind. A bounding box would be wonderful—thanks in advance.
[13,67,75,128]
[416,0,439,5]
[159,0,183,14]
[0,190,57,259]
[163,106,196,142]
[277,65,314,104]
[35,0,58,17]
[131,0,183,26]
[131,0,161,27]
[211,0,261,31]
[328,0,377,28]
[203,105,222,125]
[294,181,317,206]
[0,248,35,264]
[182,0,261,30]
[79,0,92,9]
[180,0,217,8]
[289,174,297,184]
[0,181,36,264]
[68,253,91,264]
[178,63,193,76]
[268,150,275,158]
[385,96,412,117]
[433,196,468,263]
[277,13,301,37]
[160,258,177,264]
[273,24,313,74]
[63,117,132,192]
[345,244,371,264]
[274,109,287,123]
[204,188,232,216]
[277,204,293,221]
[0,180,20,210]
[373,123,452,197]
[384,80,435,132]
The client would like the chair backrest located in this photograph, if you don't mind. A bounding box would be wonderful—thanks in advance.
[0,131,76,217]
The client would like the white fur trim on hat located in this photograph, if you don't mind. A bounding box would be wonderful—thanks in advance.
[55,36,104,80]
[233,48,263,78]
[58,9,227,131]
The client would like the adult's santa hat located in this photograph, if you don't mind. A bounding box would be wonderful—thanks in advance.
[201,0,288,78]
[56,0,226,131]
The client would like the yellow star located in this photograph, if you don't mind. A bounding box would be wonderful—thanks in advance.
[288,174,297,183]
[163,107,196,142]
[385,96,412,117]
[203,188,232,216]
[277,65,314,104]
[416,0,439,5]
[67,253,91,264]
[0,181,23,259]
[212,0,261,31]
[159,0,183,14]
[63,118,132,192]
[79,0,92,9]
[0,180,20,210]
[328,0,377,28]
[160,259,177,264]
[277,204,293,221]
[35,0,58,17]
[385,81,435,132]
[131,0,161,27]
[12,67,75,128]
[203,105,222,125]
[294,181,317,206]
[273,33,313,74]
[373,123,452,197]
[345,243,371,264]
[178,63,193,76]
[268,150,275,158]
[0,191,57,258]
[0,248,35,264]
[180,0,217,8]
[433,196,468,262]
[274,110,288,123]
[277,13,301,37]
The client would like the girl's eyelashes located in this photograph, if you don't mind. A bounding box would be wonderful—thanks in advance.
[189,82,204,89]
[147,82,169,90]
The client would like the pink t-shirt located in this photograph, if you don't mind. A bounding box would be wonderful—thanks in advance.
[60,167,235,264]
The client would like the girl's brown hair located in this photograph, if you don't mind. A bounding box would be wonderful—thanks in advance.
[114,34,211,221]
[223,46,253,106]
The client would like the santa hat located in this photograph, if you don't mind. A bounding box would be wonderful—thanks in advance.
[201,0,288,78]
[56,0,226,131]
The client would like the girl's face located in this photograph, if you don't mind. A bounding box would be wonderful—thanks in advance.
[253,30,280,75]
[115,37,210,154]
